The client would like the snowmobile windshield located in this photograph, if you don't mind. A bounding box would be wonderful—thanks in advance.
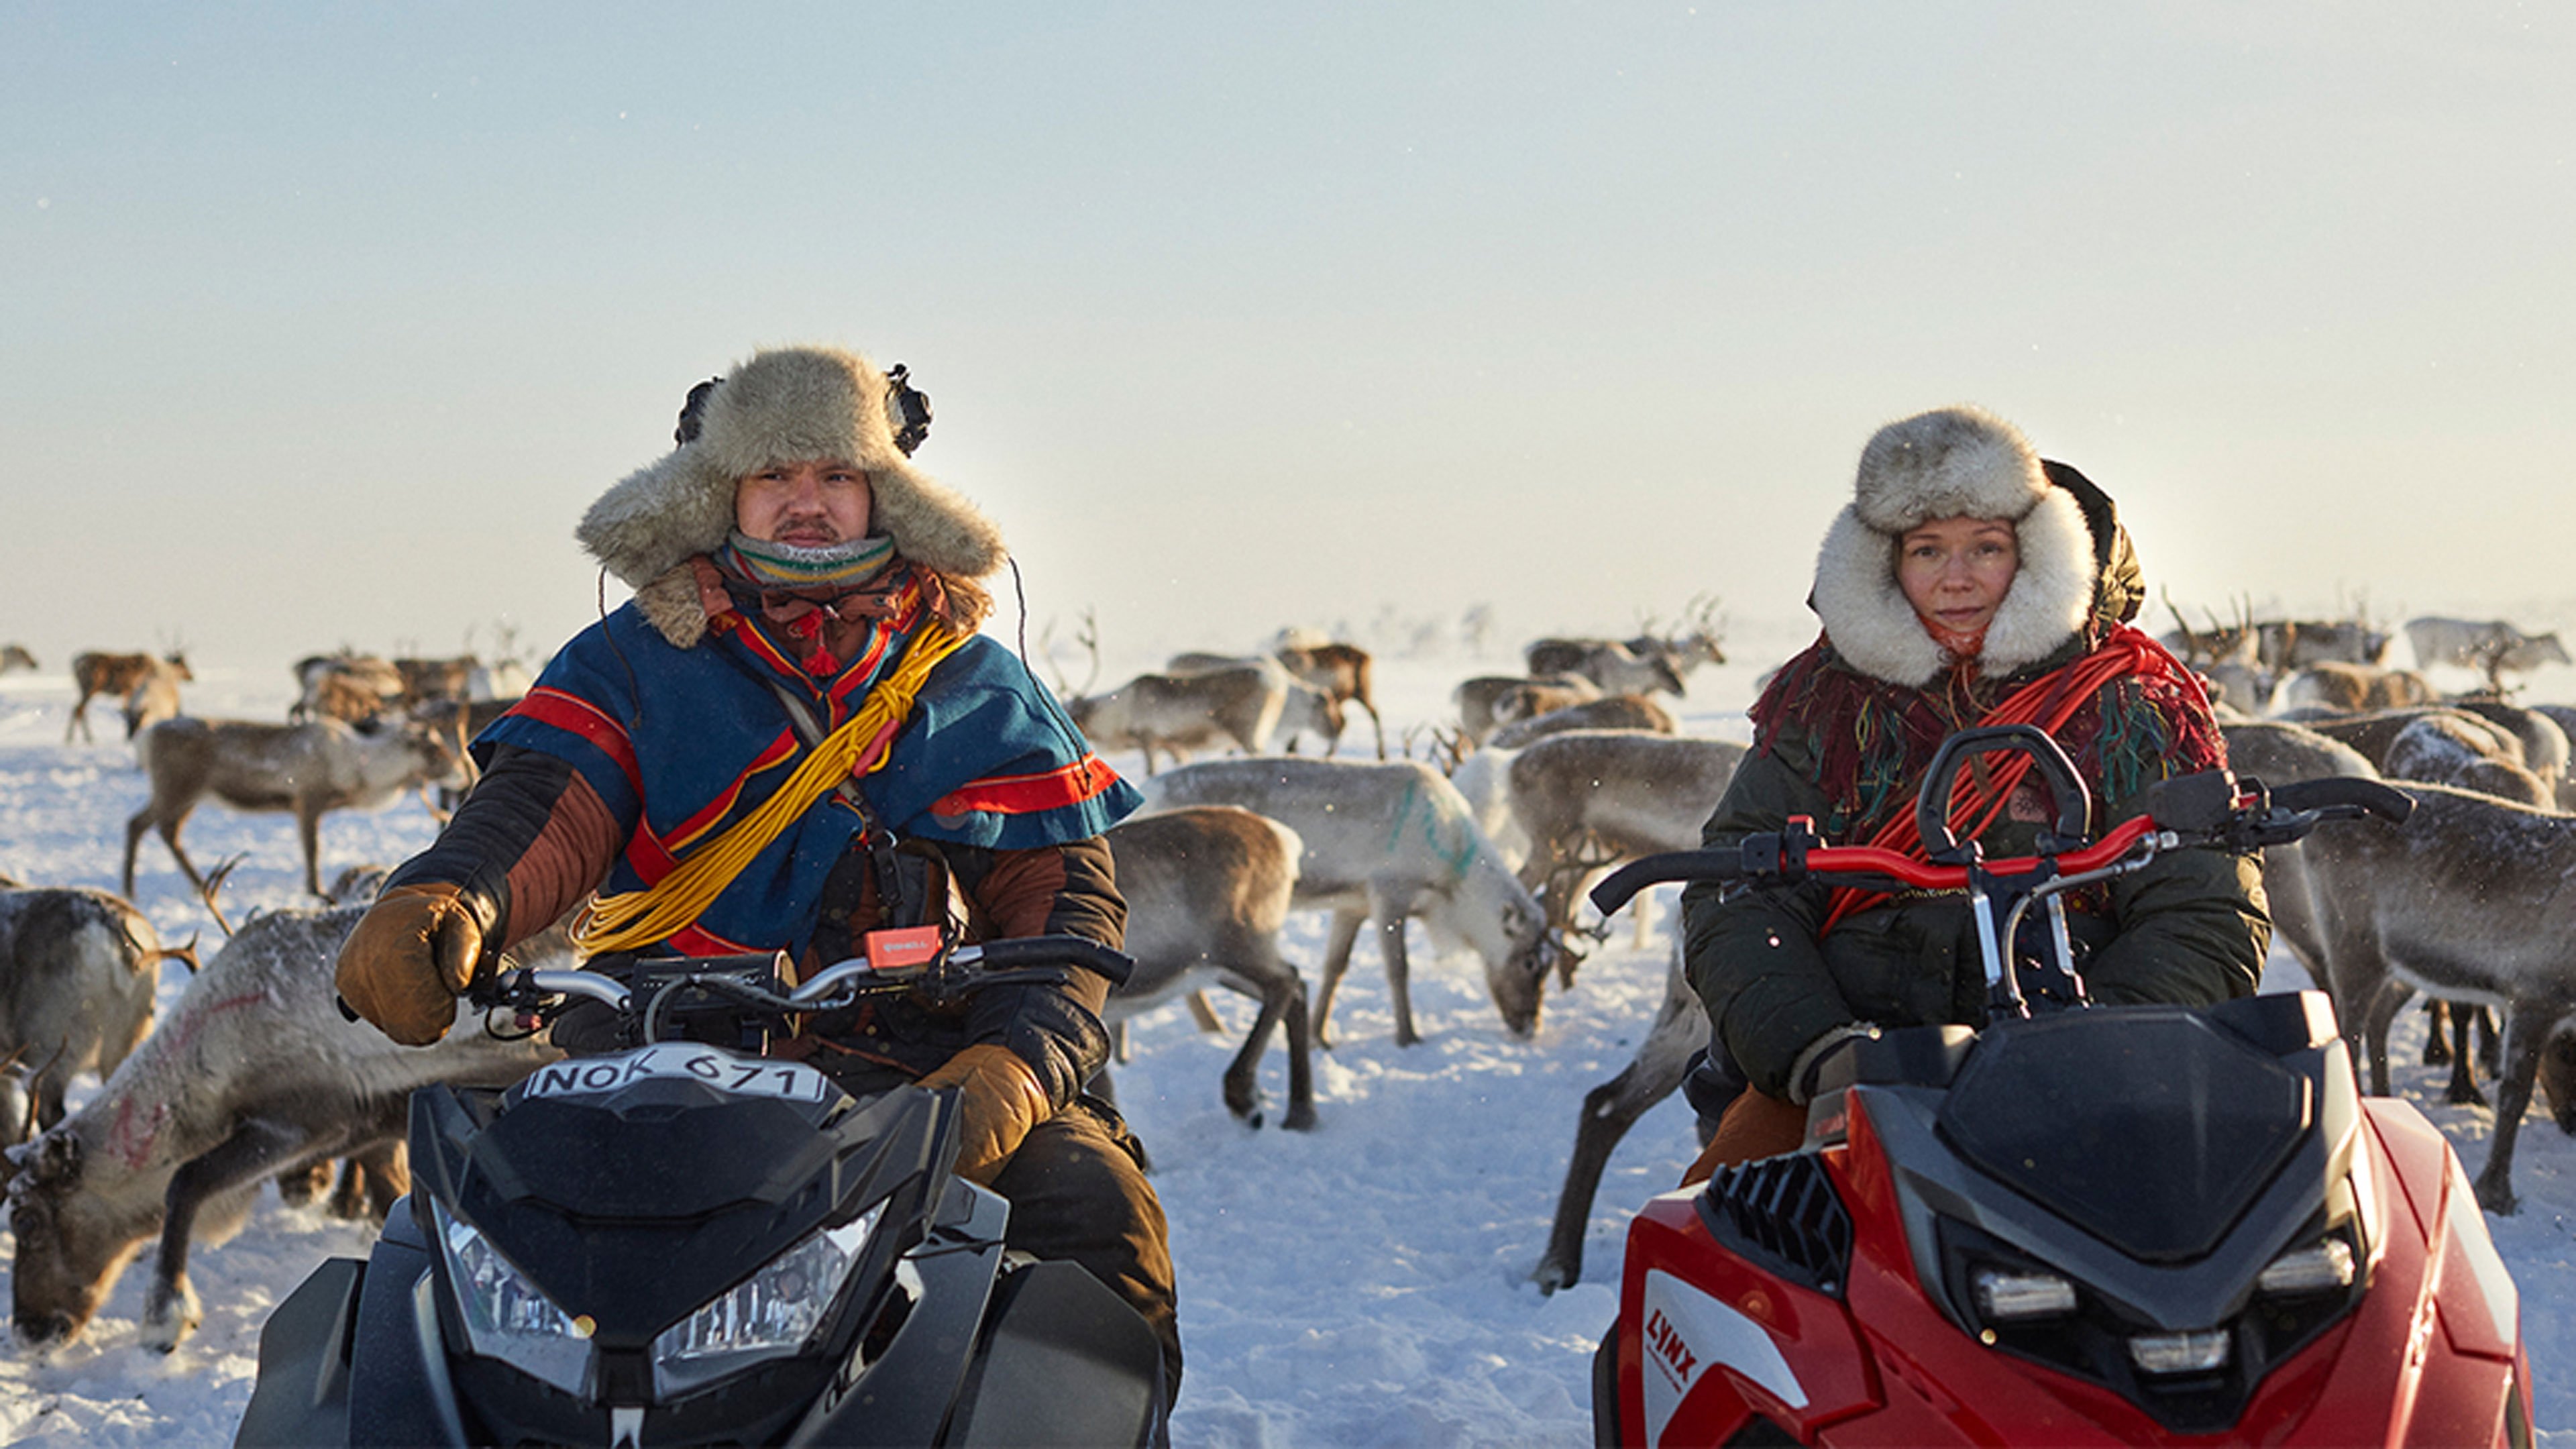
[1935,1010,2310,1263]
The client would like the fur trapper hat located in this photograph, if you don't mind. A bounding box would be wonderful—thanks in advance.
[1809,405,2098,687]
[576,345,1008,596]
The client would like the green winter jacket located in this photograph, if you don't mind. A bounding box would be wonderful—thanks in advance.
[1682,472,2271,1102]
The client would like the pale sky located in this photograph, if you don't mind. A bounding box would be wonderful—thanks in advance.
[4,3,2569,681]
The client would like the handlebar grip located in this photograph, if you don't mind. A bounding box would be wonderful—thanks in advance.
[2271,776,2416,824]
[973,935,1137,988]
[1589,850,1745,918]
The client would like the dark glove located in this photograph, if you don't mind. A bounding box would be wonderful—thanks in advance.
[918,1043,1052,1185]
[335,883,486,1046]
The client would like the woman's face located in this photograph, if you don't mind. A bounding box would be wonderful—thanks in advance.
[735,459,873,546]
[1897,516,2019,636]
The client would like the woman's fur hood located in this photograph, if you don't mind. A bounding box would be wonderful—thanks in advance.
[1809,405,2102,687]
[576,346,1007,645]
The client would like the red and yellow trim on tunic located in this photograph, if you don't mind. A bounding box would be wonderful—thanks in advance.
[504,688,644,802]
[663,729,802,857]
[929,754,1126,820]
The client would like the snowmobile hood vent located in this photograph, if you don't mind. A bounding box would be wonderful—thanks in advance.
[1937,1011,2309,1263]
[1700,1152,1854,1295]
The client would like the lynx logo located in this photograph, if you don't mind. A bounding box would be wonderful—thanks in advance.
[1640,1270,1807,1446]
[1645,1307,1699,1385]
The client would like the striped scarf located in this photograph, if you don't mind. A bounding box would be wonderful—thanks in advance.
[722,529,896,593]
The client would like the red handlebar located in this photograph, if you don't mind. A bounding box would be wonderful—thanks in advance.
[1796,814,2161,891]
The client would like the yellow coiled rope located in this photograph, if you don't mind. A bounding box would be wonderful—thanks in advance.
[572,620,969,956]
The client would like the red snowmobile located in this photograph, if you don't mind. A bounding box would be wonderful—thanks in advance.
[1585,725,2534,1447]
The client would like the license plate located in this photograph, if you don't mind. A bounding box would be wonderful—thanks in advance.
[521,1043,833,1104]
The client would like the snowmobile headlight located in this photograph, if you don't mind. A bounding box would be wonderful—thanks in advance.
[2127,1328,2232,1375]
[651,1202,885,1397]
[1971,1267,2077,1322]
[2257,1238,2356,1296]
[438,1210,595,1397]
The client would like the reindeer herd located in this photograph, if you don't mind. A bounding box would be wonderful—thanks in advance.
[7,591,2576,1358]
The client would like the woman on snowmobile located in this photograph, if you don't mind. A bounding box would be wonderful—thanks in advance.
[331,344,1181,1391]
[1680,405,2271,1173]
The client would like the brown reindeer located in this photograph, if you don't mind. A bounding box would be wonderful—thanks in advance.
[1275,640,1385,759]
[123,714,468,898]
[66,650,191,744]
[1093,806,1318,1138]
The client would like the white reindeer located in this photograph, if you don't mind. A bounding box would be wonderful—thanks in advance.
[3,903,559,1350]
[123,714,467,898]
[1165,652,1347,755]
[1504,731,1747,965]
[1137,758,1552,1046]
[1095,806,1317,1134]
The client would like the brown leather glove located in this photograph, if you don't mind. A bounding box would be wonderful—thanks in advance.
[917,1043,1052,1185]
[335,882,486,1046]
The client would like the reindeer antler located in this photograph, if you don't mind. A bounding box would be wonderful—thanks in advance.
[198,854,246,936]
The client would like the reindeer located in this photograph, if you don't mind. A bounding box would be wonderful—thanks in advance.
[2275,661,2436,714]
[2260,780,2576,1213]
[2,902,559,1350]
[2256,616,2392,671]
[65,650,190,744]
[1166,652,1348,755]
[1627,596,1729,684]
[1092,806,1317,1136]
[2380,714,2556,808]
[1275,639,1386,760]
[118,660,188,741]
[123,714,468,898]
[2291,706,2532,777]
[1484,693,1678,751]
[1454,673,1601,747]
[290,652,407,723]
[1521,639,1686,698]
[1,885,188,1143]
[0,644,36,675]
[391,654,479,707]
[1504,732,1747,967]
[1136,758,1553,1046]
[1066,665,1292,776]
[2404,616,2573,688]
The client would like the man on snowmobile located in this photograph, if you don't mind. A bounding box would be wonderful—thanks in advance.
[332,344,1181,1391]
[1681,405,2271,1173]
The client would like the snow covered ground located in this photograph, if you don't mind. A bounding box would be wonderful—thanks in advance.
[1,648,2570,1446]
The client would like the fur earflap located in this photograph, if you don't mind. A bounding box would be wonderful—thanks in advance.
[576,346,1008,592]
[1811,407,2099,687]
[1852,405,2050,535]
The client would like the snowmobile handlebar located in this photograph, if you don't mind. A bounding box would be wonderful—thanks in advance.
[1585,771,2414,919]
[474,932,1136,1045]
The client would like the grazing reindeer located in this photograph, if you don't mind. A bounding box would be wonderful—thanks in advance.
[1521,638,1686,698]
[1505,732,1747,963]
[123,714,468,898]
[1094,806,1317,1134]
[1485,693,1678,751]
[2404,616,2573,688]
[1066,665,1291,776]
[290,652,406,723]
[66,650,191,744]
[0,884,186,1142]
[2,903,558,1350]
[1166,653,1348,755]
[1454,673,1601,747]
[2260,780,2576,1212]
[2381,714,2555,808]
[1275,639,1385,760]
[0,644,36,675]
[2276,661,2436,714]
[1137,758,1552,1046]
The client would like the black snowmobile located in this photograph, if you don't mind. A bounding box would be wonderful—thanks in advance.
[234,932,1168,1448]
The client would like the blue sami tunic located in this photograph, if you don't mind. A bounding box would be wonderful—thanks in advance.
[478,580,1140,960]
